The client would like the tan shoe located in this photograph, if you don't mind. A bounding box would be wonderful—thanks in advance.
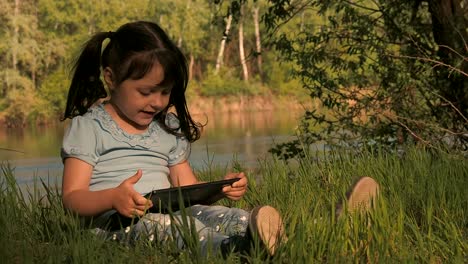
[336,176,380,217]
[249,205,286,255]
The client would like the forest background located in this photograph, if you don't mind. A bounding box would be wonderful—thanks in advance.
[0,0,306,127]
[0,0,467,155]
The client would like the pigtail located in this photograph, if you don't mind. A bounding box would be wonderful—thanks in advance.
[153,42,202,143]
[62,32,112,120]
[170,51,202,142]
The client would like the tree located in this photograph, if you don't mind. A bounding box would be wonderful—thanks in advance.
[238,2,249,82]
[252,3,263,79]
[148,0,210,81]
[227,0,467,158]
[215,12,233,75]
[0,0,42,126]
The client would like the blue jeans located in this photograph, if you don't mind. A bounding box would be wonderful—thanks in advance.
[93,205,251,256]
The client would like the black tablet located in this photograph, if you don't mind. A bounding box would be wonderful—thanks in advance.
[145,178,240,213]
[107,178,240,230]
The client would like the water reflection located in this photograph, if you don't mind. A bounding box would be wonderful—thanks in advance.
[191,111,298,169]
[0,110,301,186]
[0,124,65,160]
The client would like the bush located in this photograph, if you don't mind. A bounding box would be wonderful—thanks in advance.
[200,68,264,96]
[39,68,70,119]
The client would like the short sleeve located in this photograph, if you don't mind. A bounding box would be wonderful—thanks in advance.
[166,113,191,166]
[168,135,191,166]
[61,116,99,166]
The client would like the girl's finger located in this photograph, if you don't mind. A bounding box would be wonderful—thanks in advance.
[133,193,150,206]
[226,194,243,201]
[129,208,145,218]
[223,184,246,193]
[232,175,248,188]
[224,188,246,197]
[134,204,151,212]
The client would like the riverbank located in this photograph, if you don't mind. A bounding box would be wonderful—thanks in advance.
[0,95,308,128]
[187,95,307,115]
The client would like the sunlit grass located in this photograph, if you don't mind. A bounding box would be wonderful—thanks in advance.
[1,147,467,263]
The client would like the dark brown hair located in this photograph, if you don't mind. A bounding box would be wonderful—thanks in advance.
[62,21,201,142]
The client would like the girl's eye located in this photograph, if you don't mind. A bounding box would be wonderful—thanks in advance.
[139,88,170,96]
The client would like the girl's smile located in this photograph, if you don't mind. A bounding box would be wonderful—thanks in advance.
[139,110,157,120]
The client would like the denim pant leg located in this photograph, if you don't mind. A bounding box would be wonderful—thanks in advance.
[94,212,235,256]
[187,205,250,237]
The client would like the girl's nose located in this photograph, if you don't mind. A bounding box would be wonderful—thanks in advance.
[150,93,166,109]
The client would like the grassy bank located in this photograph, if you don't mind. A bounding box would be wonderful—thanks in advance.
[1,147,467,263]
[187,95,309,115]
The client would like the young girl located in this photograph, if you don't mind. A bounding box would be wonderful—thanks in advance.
[61,20,381,258]
[60,20,285,257]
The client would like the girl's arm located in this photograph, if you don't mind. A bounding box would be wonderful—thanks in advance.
[168,160,248,201]
[62,157,151,218]
[168,160,199,187]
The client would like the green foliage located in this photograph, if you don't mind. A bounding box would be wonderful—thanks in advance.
[0,68,61,126]
[150,0,211,57]
[2,90,37,126]
[255,0,468,158]
[263,54,303,97]
[200,68,266,96]
[39,68,70,119]
[0,0,307,125]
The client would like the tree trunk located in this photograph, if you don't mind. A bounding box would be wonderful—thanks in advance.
[253,5,263,79]
[239,5,249,82]
[32,1,38,89]
[215,14,232,74]
[13,0,19,72]
[189,54,194,80]
[428,0,468,120]
[177,36,183,48]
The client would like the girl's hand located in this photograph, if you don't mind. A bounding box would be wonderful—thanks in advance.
[112,169,153,218]
[222,172,248,201]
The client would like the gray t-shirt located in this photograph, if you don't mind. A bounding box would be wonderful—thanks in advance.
[61,103,190,195]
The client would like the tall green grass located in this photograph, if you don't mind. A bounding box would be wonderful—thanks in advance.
[1,147,467,263]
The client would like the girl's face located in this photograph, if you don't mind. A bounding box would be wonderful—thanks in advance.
[104,63,171,133]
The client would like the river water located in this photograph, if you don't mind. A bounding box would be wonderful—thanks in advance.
[0,110,301,187]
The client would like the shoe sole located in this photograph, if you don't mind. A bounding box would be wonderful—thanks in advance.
[337,177,380,217]
[249,206,285,255]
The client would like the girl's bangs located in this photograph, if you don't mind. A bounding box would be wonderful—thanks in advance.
[124,49,178,87]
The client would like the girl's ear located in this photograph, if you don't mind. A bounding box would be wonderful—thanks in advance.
[103,67,115,90]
